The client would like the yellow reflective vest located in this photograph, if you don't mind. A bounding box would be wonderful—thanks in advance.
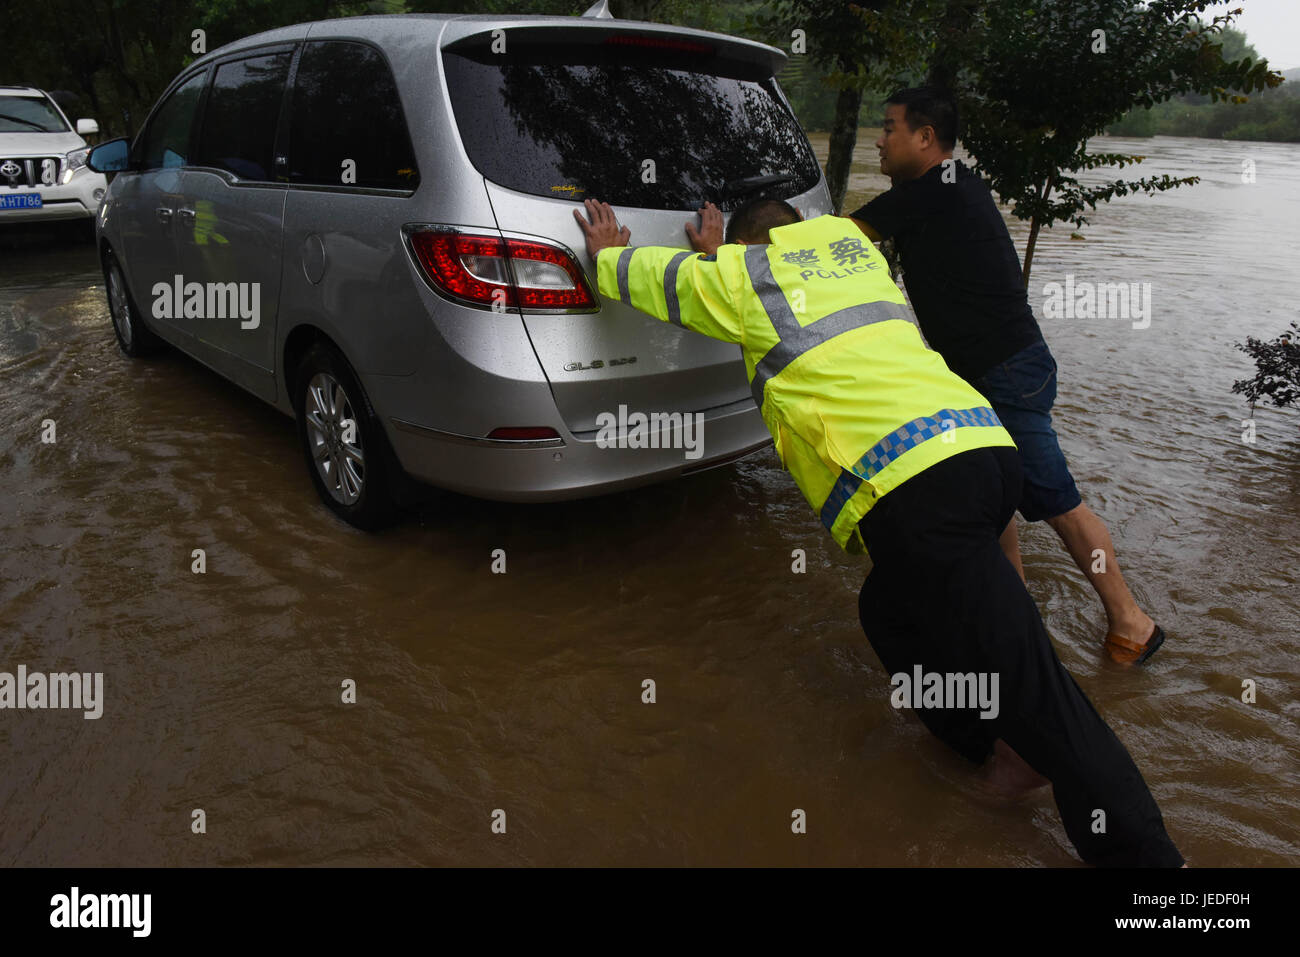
[595,214,1016,555]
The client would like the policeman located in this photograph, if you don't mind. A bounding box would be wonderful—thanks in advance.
[575,196,1184,867]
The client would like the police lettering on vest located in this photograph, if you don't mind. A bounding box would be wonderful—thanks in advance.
[595,215,1015,555]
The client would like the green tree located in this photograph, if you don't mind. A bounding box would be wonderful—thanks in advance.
[1214,23,1259,65]
[1233,324,1300,413]
[1107,25,1269,132]
[762,0,944,213]
[2,0,368,138]
[942,0,1281,283]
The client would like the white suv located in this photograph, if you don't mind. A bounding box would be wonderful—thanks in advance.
[0,86,108,223]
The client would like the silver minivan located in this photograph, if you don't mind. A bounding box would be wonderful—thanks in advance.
[88,7,832,528]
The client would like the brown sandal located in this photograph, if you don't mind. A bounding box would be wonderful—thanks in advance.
[1104,624,1166,665]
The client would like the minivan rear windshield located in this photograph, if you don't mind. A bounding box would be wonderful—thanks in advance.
[442,37,821,211]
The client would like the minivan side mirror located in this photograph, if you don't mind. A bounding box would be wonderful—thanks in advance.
[76,118,99,136]
[86,137,131,173]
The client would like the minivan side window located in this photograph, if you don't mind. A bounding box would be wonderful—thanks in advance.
[287,40,419,191]
[137,72,207,171]
[194,51,293,181]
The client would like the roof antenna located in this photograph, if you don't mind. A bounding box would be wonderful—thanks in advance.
[581,0,615,18]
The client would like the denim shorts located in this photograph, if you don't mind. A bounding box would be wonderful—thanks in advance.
[971,340,1082,523]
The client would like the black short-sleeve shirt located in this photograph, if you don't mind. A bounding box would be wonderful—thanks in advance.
[851,159,1043,382]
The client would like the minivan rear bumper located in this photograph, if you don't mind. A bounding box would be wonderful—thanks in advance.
[385,396,773,502]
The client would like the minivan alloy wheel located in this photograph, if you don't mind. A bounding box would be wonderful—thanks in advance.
[107,264,133,348]
[104,252,161,357]
[304,372,365,505]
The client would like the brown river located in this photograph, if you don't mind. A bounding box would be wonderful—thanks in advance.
[1,133,1297,866]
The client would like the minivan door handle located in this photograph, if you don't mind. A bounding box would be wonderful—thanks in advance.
[155,206,174,225]
[177,207,196,226]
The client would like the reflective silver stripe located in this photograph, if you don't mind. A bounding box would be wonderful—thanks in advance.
[663,251,693,326]
[744,245,802,340]
[749,300,905,407]
[615,247,633,304]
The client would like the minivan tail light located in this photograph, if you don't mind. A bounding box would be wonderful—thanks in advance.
[407,229,598,311]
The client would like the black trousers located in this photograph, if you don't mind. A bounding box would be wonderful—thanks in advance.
[858,446,1184,867]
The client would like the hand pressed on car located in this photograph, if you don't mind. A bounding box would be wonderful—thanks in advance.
[573,199,726,259]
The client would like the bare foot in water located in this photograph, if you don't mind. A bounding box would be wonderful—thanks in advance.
[978,739,1051,798]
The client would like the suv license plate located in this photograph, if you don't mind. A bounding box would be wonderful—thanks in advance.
[0,194,43,210]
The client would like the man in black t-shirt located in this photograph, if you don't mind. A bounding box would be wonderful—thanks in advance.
[845,86,1165,666]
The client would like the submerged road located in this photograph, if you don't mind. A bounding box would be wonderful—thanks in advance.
[1,134,1297,865]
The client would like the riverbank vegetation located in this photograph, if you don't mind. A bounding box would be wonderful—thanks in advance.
[1107,30,1300,143]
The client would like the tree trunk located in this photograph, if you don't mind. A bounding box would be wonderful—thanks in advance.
[1021,172,1055,287]
[825,84,863,214]
[1022,215,1041,288]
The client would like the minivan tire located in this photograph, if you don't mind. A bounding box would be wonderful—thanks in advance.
[294,341,399,530]
[104,251,163,357]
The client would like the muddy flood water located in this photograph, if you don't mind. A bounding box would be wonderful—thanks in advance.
[2,134,1298,866]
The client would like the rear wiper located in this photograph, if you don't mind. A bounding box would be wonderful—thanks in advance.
[722,172,794,199]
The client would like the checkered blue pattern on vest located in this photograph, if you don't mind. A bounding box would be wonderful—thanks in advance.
[819,406,1003,532]
[860,407,1002,479]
